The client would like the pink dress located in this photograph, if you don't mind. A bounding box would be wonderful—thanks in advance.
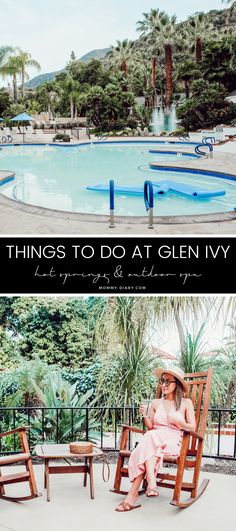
[128,399,183,482]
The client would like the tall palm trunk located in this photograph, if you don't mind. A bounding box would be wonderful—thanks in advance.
[13,73,17,102]
[21,67,25,98]
[173,305,185,353]
[165,44,173,108]
[195,37,202,64]
[122,60,128,76]
[184,80,190,99]
[70,97,74,120]
[152,57,158,107]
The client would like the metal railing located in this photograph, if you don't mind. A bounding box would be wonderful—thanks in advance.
[195,142,213,158]
[144,180,154,229]
[0,406,235,460]
[109,179,115,228]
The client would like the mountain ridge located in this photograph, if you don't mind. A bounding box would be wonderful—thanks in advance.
[25,47,110,89]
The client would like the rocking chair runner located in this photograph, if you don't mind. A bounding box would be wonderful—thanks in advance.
[111,368,213,508]
[0,426,40,501]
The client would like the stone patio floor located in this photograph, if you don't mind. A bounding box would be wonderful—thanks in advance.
[0,464,234,531]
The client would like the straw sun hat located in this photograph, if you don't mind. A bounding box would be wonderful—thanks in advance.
[154,366,189,393]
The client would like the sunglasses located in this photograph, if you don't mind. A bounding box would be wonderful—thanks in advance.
[158,378,176,387]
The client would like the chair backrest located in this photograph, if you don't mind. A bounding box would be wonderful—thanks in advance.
[156,368,213,453]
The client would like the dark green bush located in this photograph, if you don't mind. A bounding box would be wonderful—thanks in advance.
[53,133,70,142]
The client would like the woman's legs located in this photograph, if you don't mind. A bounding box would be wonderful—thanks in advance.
[115,473,144,511]
[145,455,159,496]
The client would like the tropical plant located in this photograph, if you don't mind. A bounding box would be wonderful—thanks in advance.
[0,55,21,101]
[137,9,179,107]
[24,371,97,443]
[107,39,134,76]
[16,49,41,98]
[187,12,214,64]
[175,60,201,99]
[96,297,156,407]
[177,324,209,373]
[177,79,236,130]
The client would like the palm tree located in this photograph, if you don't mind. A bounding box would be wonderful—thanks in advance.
[187,12,214,64]
[16,50,41,98]
[137,10,179,107]
[0,46,14,69]
[0,55,21,101]
[175,60,201,98]
[64,74,80,119]
[107,39,134,76]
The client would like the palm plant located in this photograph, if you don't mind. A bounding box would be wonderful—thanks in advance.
[0,46,14,69]
[175,60,201,98]
[177,324,209,373]
[107,39,134,76]
[0,55,21,101]
[16,49,41,98]
[187,12,214,64]
[137,9,179,107]
[27,371,97,443]
[96,297,156,408]
[64,74,80,119]
[151,297,212,352]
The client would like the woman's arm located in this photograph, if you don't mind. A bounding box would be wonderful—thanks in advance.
[139,400,156,430]
[168,399,196,432]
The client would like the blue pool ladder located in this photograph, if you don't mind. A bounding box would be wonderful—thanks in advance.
[109,179,115,228]
[144,180,154,229]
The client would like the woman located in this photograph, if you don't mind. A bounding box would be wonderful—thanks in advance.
[115,366,196,512]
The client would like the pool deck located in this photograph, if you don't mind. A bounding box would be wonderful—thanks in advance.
[0,463,234,531]
[1,136,236,234]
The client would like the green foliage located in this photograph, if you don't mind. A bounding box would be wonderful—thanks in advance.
[0,90,11,115]
[0,366,98,449]
[201,38,236,91]
[96,298,156,407]
[82,83,135,131]
[62,360,101,398]
[0,298,106,368]
[177,80,236,130]
[53,133,70,142]
[178,324,208,373]
[132,106,152,128]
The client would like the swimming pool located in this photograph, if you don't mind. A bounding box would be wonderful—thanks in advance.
[0,142,236,217]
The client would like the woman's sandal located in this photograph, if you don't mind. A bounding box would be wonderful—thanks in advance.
[115,501,141,512]
[146,487,159,497]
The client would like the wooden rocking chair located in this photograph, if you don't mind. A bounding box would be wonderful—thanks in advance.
[0,426,40,501]
[111,368,213,508]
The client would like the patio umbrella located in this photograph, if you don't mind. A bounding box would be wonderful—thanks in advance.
[10,112,34,143]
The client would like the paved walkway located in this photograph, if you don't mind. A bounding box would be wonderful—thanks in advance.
[1,137,236,234]
[0,464,234,531]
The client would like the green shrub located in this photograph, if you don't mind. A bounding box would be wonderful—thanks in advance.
[177,80,236,130]
[53,133,70,142]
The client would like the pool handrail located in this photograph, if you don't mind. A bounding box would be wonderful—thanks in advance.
[202,136,215,145]
[109,179,115,228]
[144,180,154,229]
[195,142,213,158]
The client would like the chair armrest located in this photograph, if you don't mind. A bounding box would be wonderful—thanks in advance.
[121,424,145,435]
[0,426,30,438]
[183,430,203,440]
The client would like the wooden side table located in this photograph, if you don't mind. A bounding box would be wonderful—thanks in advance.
[35,444,103,501]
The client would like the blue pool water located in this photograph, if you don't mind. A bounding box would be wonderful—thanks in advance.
[0,143,236,216]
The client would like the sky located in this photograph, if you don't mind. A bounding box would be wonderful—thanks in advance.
[1,0,225,79]
[149,296,233,355]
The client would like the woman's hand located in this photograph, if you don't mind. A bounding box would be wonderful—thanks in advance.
[139,403,149,418]
[167,410,185,428]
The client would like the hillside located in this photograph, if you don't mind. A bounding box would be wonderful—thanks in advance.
[25,47,110,89]
[25,2,236,89]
